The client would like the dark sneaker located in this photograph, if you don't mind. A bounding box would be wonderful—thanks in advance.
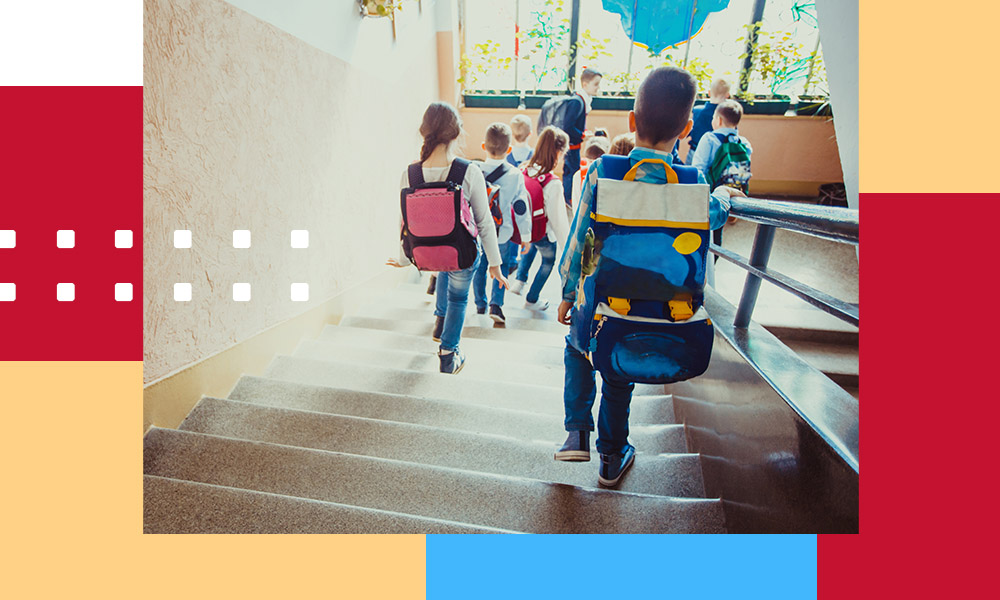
[489,304,506,324]
[426,274,437,295]
[598,445,635,488]
[476,306,487,315]
[554,431,591,461]
[439,349,466,374]
[431,316,444,342]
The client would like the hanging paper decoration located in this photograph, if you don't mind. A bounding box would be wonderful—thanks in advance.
[601,0,731,53]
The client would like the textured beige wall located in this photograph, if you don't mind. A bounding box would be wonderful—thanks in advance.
[143,0,438,383]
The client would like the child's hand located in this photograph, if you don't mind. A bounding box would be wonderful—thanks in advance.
[489,266,509,289]
[714,186,747,199]
[520,242,531,250]
[557,301,573,325]
[385,258,405,268]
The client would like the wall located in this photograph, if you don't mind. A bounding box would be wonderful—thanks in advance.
[816,0,857,209]
[459,108,843,197]
[143,0,440,384]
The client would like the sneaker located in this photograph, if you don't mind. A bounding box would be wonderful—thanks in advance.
[439,348,466,374]
[508,279,525,295]
[598,445,636,488]
[476,306,487,315]
[426,274,437,295]
[554,431,591,461]
[489,305,506,324]
[525,299,549,312]
[431,316,444,342]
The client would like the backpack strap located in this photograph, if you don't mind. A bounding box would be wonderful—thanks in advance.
[486,163,509,184]
[407,162,425,187]
[445,158,471,186]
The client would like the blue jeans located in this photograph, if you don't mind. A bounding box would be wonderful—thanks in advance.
[563,147,580,204]
[473,240,517,309]
[563,338,635,455]
[432,251,480,352]
[515,237,556,304]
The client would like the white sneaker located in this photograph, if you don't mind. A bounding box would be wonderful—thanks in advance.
[525,299,549,311]
[508,279,525,295]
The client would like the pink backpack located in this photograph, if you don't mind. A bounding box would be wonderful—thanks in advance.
[401,158,479,272]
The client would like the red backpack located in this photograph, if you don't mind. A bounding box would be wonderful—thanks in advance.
[511,171,555,244]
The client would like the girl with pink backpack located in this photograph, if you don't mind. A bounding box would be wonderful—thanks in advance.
[508,126,571,311]
[387,102,507,374]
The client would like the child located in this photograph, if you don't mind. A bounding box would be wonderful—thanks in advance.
[473,123,532,324]
[571,135,611,212]
[507,126,571,312]
[690,99,752,254]
[506,115,534,167]
[387,102,507,374]
[608,132,635,156]
[554,67,743,487]
[685,77,731,164]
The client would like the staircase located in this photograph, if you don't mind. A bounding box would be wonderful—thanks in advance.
[143,276,727,534]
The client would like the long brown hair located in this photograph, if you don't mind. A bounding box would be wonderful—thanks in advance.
[419,102,462,162]
[523,126,569,176]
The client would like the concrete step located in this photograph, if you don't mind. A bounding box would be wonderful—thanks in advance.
[783,339,859,388]
[262,356,673,419]
[178,398,704,498]
[227,376,685,449]
[143,474,509,534]
[378,285,562,323]
[292,338,564,389]
[317,324,564,368]
[349,304,570,336]
[339,315,566,348]
[145,428,725,534]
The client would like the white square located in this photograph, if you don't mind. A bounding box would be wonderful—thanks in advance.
[115,230,133,248]
[291,230,309,248]
[174,230,192,248]
[115,283,133,302]
[174,283,192,302]
[0,230,14,248]
[291,283,309,302]
[233,230,251,248]
[233,282,251,302]
[57,283,75,302]
[0,283,14,301]
[57,230,75,248]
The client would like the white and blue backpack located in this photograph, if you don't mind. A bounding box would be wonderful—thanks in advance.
[569,155,715,384]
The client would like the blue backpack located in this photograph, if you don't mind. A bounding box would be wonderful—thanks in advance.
[569,155,715,384]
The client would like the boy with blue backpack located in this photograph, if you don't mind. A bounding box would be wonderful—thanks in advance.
[555,67,743,488]
[473,123,532,323]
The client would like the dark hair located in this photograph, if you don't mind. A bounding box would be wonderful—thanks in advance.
[524,126,569,176]
[484,122,512,156]
[581,67,603,84]
[715,99,743,127]
[593,128,609,138]
[609,132,635,156]
[419,102,462,162]
[634,66,697,146]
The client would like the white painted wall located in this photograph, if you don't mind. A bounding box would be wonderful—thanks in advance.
[816,0,858,210]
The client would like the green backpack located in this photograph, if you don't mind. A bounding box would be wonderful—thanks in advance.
[706,131,751,193]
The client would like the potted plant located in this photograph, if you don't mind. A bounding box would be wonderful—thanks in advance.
[459,41,520,108]
[359,0,397,18]
[736,23,800,115]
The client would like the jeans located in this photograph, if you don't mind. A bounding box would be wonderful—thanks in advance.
[515,237,556,304]
[473,240,517,309]
[563,338,635,455]
[432,251,480,352]
[562,147,581,204]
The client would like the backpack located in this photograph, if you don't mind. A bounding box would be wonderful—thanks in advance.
[506,148,533,167]
[537,93,585,136]
[400,158,479,272]
[706,131,751,193]
[511,171,555,244]
[485,163,510,232]
[569,155,714,384]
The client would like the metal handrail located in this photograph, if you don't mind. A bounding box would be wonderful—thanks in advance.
[712,197,859,328]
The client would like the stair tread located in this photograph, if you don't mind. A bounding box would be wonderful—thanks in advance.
[227,377,683,446]
[339,315,566,348]
[144,474,513,534]
[293,338,563,389]
[781,339,858,376]
[178,398,705,498]
[145,428,725,534]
